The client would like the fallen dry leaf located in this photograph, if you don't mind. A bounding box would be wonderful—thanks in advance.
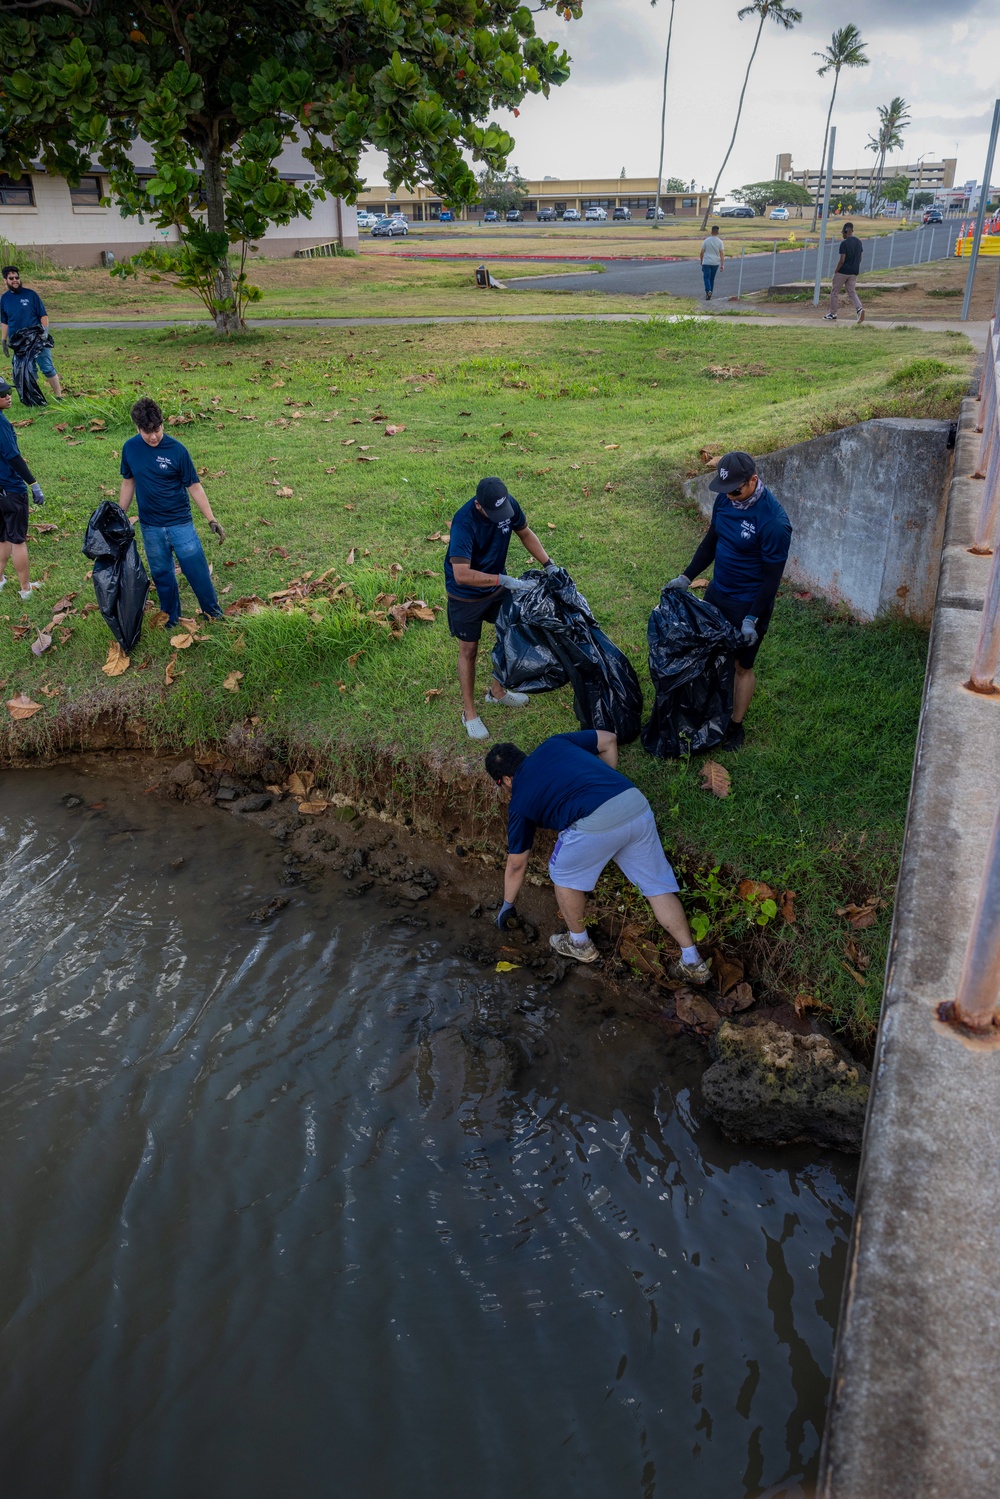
[384,424,406,436]
[700,760,731,799]
[6,692,43,720]
[286,771,314,798]
[738,879,776,903]
[675,991,720,1030]
[357,455,378,463]
[602,443,620,450]
[731,981,754,1011]
[222,670,244,692]
[346,547,356,565]
[793,591,814,602]
[620,937,664,978]
[690,577,709,590]
[276,486,294,498]
[341,438,356,447]
[794,993,832,1017]
[165,655,178,685]
[31,628,53,656]
[715,955,744,995]
[836,899,883,931]
[841,961,868,987]
[101,641,130,676]
[423,688,443,703]
[297,800,330,815]
[39,684,62,698]
[780,890,797,924]
[146,610,169,630]
[170,633,195,649]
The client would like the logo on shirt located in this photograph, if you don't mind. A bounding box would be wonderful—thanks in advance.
[740,519,756,540]
[155,455,173,471]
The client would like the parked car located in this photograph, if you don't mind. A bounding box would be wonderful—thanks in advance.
[645,205,665,219]
[438,210,454,222]
[612,206,632,221]
[371,217,408,237]
[562,207,581,221]
[505,207,523,222]
[356,210,375,229]
[584,205,608,221]
[536,206,556,222]
[483,208,499,223]
[768,206,790,220]
[718,205,754,218]
[923,208,944,224]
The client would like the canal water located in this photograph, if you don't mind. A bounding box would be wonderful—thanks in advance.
[0,769,855,1499]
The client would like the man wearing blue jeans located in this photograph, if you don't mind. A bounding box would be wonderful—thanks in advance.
[1,266,62,398]
[485,729,710,980]
[699,226,725,300]
[118,397,226,625]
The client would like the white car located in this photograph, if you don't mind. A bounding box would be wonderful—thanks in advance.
[562,208,581,221]
[584,205,608,221]
[356,210,375,228]
[769,206,790,220]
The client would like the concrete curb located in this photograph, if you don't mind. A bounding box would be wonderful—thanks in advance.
[819,394,1000,1497]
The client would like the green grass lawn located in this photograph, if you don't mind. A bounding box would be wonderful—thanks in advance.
[0,317,972,1034]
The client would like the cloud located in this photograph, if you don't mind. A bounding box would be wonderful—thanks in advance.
[545,6,660,86]
[799,0,986,28]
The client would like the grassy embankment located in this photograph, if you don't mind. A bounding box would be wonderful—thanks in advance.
[0,317,972,1035]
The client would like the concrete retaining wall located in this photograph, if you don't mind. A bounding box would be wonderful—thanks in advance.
[687,417,954,622]
[819,398,1000,1497]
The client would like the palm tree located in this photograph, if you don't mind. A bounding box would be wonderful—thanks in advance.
[652,0,678,227]
[810,25,869,231]
[866,97,911,216]
[700,0,803,232]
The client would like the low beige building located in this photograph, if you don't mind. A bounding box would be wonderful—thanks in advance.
[358,176,713,220]
[0,145,358,267]
[775,152,957,202]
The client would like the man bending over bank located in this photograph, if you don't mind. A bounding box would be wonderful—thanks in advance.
[118,398,226,627]
[486,729,710,979]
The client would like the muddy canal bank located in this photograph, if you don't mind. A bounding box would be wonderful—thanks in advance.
[0,763,855,1498]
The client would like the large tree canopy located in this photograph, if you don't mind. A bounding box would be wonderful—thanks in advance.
[732,179,812,215]
[0,0,579,327]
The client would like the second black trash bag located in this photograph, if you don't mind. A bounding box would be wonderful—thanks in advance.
[641,589,742,759]
[82,501,151,653]
[491,568,644,743]
[9,326,52,408]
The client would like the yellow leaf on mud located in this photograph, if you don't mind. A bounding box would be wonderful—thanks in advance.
[700,760,731,798]
[223,670,244,691]
[6,693,43,720]
[170,633,195,649]
[495,961,520,973]
[298,800,330,815]
[165,654,178,685]
[101,641,130,676]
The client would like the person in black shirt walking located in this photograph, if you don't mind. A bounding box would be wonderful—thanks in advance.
[824,222,864,323]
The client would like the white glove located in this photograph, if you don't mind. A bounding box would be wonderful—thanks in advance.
[30,482,44,506]
[543,561,558,575]
[665,574,690,591]
[739,616,758,647]
[498,575,532,593]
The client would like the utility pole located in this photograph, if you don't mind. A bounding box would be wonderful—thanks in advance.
[652,0,677,229]
[813,125,836,307]
[963,98,1000,322]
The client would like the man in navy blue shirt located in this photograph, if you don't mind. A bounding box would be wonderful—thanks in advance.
[1,266,62,398]
[445,475,555,741]
[0,376,45,600]
[667,451,791,749]
[485,730,709,978]
[118,397,226,626]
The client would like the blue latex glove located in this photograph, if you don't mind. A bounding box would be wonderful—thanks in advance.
[30,482,44,507]
[496,900,517,930]
[498,575,532,593]
[665,575,690,591]
[739,616,758,647]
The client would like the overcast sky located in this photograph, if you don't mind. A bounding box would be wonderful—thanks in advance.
[361,0,1000,194]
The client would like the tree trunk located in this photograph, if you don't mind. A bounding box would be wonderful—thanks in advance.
[700,12,766,231]
[201,141,240,335]
[811,72,839,232]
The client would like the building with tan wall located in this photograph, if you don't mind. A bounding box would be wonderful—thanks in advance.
[775,152,957,202]
[358,176,713,220]
[0,144,358,267]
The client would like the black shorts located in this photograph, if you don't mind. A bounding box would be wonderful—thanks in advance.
[0,488,29,546]
[704,583,772,669]
[447,590,504,642]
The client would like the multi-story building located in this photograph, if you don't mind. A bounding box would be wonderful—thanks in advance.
[357,176,714,221]
[0,143,358,267]
[774,152,957,203]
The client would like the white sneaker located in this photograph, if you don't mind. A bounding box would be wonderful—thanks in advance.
[823,313,837,321]
[485,687,530,708]
[19,582,42,600]
[462,714,490,741]
[549,931,600,964]
[856,307,865,324]
[0,576,6,591]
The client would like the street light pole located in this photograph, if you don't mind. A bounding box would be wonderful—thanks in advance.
[653,0,678,229]
[908,152,929,219]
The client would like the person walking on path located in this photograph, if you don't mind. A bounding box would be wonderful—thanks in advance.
[666,450,791,750]
[0,377,45,601]
[824,222,865,323]
[486,729,711,977]
[118,397,226,626]
[699,226,725,300]
[445,475,555,741]
[0,266,62,399]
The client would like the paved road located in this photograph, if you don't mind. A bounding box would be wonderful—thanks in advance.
[505,219,965,296]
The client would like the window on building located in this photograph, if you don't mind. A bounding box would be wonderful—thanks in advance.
[582,198,613,209]
[0,173,34,207]
[70,175,104,206]
[682,197,697,209]
[523,200,537,211]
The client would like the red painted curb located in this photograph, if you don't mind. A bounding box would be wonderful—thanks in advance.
[372,251,686,264]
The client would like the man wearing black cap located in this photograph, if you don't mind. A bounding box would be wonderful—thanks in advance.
[445,476,555,740]
[666,451,791,749]
[0,377,45,601]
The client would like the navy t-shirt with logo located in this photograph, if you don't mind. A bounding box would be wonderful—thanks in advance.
[506,731,634,855]
[709,486,792,610]
[445,494,527,600]
[0,411,28,494]
[120,433,199,527]
[0,287,46,335]
[838,235,863,276]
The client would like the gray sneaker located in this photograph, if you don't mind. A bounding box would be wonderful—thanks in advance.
[485,686,530,708]
[549,931,600,964]
[668,956,713,986]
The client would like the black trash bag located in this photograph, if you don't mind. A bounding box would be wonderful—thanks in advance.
[9,326,53,408]
[82,501,150,653]
[491,568,644,743]
[641,589,742,759]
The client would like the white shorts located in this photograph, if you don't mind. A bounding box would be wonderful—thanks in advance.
[548,803,680,898]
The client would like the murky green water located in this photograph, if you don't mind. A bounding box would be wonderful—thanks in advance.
[0,768,853,1499]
